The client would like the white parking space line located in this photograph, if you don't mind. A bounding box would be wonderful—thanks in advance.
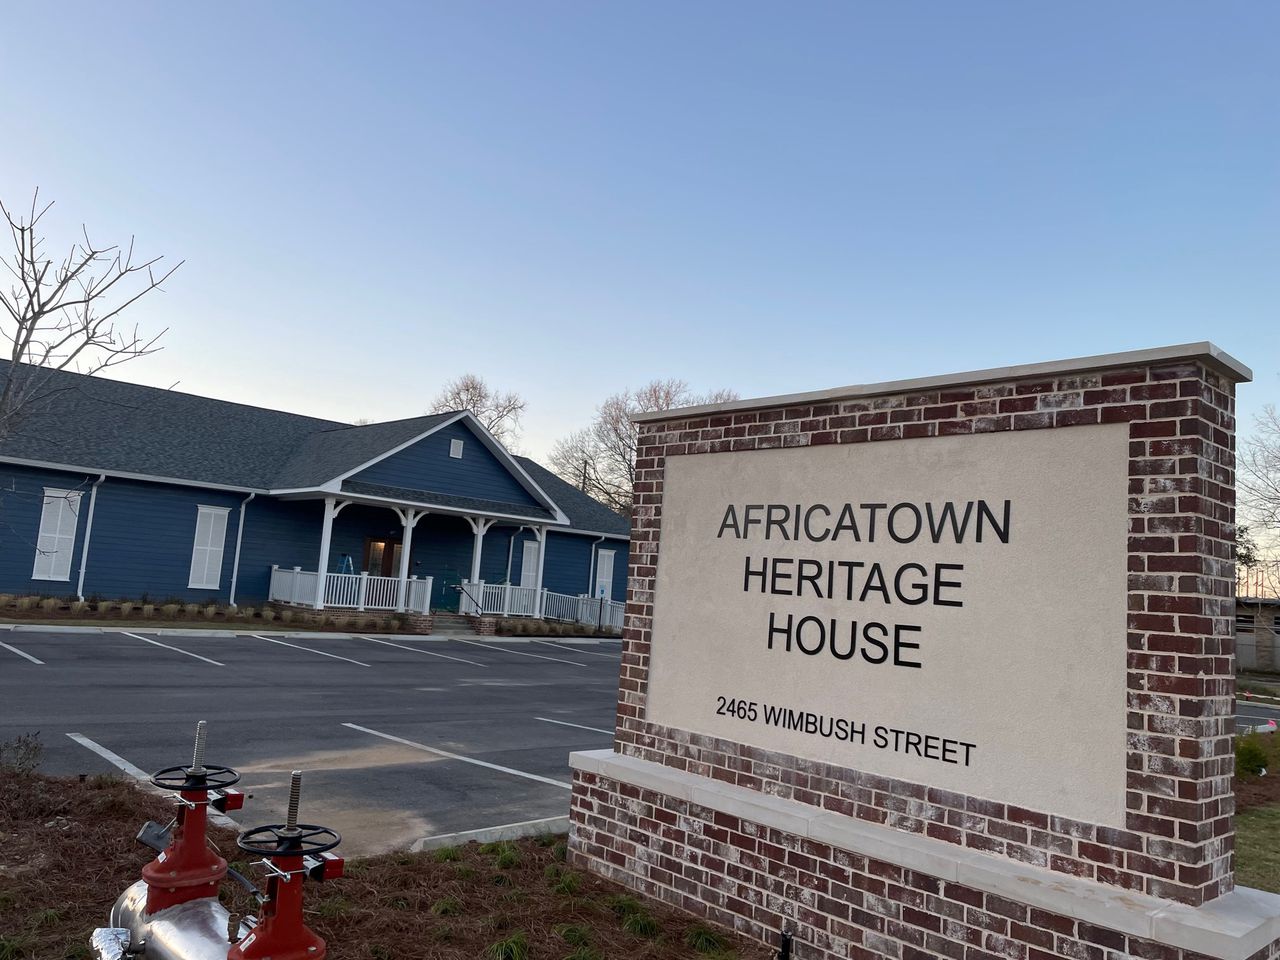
[120,632,225,666]
[248,634,370,667]
[66,732,152,779]
[531,640,620,659]
[354,636,486,667]
[454,638,588,668]
[535,716,613,735]
[65,733,239,828]
[0,639,44,664]
[343,722,572,790]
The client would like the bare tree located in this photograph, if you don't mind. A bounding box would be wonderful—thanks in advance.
[1242,405,1280,532]
[550,379,738,517]
[429,373,526,446]
[0,190,180,442]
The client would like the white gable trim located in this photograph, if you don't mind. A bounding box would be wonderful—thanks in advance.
[314,411,570,525]
[328,490,568,526]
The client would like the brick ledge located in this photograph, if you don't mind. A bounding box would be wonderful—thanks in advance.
[570,749,1280,960]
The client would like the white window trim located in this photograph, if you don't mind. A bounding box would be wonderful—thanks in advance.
[449,438,465,459]
[188,505,231,590]
[32,487,82,582]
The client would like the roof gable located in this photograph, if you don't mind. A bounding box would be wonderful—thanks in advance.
[349,420,542,509]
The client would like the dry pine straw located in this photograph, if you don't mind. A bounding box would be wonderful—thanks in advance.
[0,772,770,960]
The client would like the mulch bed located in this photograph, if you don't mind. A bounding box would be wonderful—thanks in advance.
[1,771,770,960]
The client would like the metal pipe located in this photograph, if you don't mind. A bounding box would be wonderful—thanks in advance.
[75,474,107,601]
[227,492,255,608]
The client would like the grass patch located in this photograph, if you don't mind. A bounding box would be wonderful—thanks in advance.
[0,936,34,960]
[485,931,530,960]
[563,947,604,960]
[432,845,461,862]
[552,870,583,895]
[1237,804,1280,893]
[431,896,463,917]
[685,923,730,952]
[622,908,661,938]
[555,924,592,946]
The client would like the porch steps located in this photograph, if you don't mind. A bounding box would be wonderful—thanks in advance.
[430,612,482,635]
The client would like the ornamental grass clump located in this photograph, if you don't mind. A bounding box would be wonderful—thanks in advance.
[484,931,529,960]
[161,603,181,619]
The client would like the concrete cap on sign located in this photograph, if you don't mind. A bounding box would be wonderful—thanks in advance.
[631,342,1252,424]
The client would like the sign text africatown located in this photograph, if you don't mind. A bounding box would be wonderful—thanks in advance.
[646,427,1128,824]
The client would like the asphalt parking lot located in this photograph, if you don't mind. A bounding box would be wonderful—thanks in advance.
[0,629,620,856]
[4,630,1278,860]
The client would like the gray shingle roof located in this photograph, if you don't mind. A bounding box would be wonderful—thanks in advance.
[0,361,630,536]
[516,458,629,536]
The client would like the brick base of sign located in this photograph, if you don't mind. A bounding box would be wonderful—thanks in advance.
[569,752,1280,960]
[475,616,497,636]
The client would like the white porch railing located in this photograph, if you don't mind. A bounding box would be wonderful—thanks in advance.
[269,565,433,614]
[459,580,624,631]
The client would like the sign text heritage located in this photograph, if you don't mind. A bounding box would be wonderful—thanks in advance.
[647,423,1130,824]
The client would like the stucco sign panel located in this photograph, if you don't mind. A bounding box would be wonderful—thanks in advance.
[646,423,1129,826]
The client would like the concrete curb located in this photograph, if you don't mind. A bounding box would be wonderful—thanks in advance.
[410,814,570,852]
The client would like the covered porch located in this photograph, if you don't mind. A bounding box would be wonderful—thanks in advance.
[264,491,558,615]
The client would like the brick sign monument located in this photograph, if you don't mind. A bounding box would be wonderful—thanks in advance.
[568,344,1280,960]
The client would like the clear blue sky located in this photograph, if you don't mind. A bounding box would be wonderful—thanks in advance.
[2,2,1276,459]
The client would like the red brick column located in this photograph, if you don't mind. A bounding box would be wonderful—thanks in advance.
[614,358,1239,907]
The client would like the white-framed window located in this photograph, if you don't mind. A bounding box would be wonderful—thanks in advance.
[32,488,82,581]
[188,505,230,590]
[449,438,465,459]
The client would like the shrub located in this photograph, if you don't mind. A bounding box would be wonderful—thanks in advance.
[118,601,135,618]
[685,923,729,953]
[183,603,200,617]
[552,840,568,861]
[606,894,642,918]
[96,600,115,614]
[485,932,529,960]
[260,609,277,622]
[201,604,218,619]
[141,604,156,618]
[237,606,256,620]
[1238,733,1270,777]
[279,610,295,624]
[39,597,60,613]
[161,604,181,619]
[15,596,36,611]
[69,600,88,614]
[0,731,43,775]
[0,594,12,606]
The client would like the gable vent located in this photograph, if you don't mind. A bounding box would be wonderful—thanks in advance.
[449,438,465,459]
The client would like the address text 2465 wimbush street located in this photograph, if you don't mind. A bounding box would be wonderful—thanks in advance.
[714,696,977,767]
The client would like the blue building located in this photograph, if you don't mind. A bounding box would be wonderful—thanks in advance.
[0,362,629,623]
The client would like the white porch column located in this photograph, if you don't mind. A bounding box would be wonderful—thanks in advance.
[314,496,337,609]
[465,516,495,585]
[533,527,548,618]
[313,498,351,609]
[394,508,424,613]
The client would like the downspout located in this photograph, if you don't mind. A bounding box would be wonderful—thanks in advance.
[587,535,606,597]
[75,474,107,601]
[505,526,528,583]
[228,492,256,608]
